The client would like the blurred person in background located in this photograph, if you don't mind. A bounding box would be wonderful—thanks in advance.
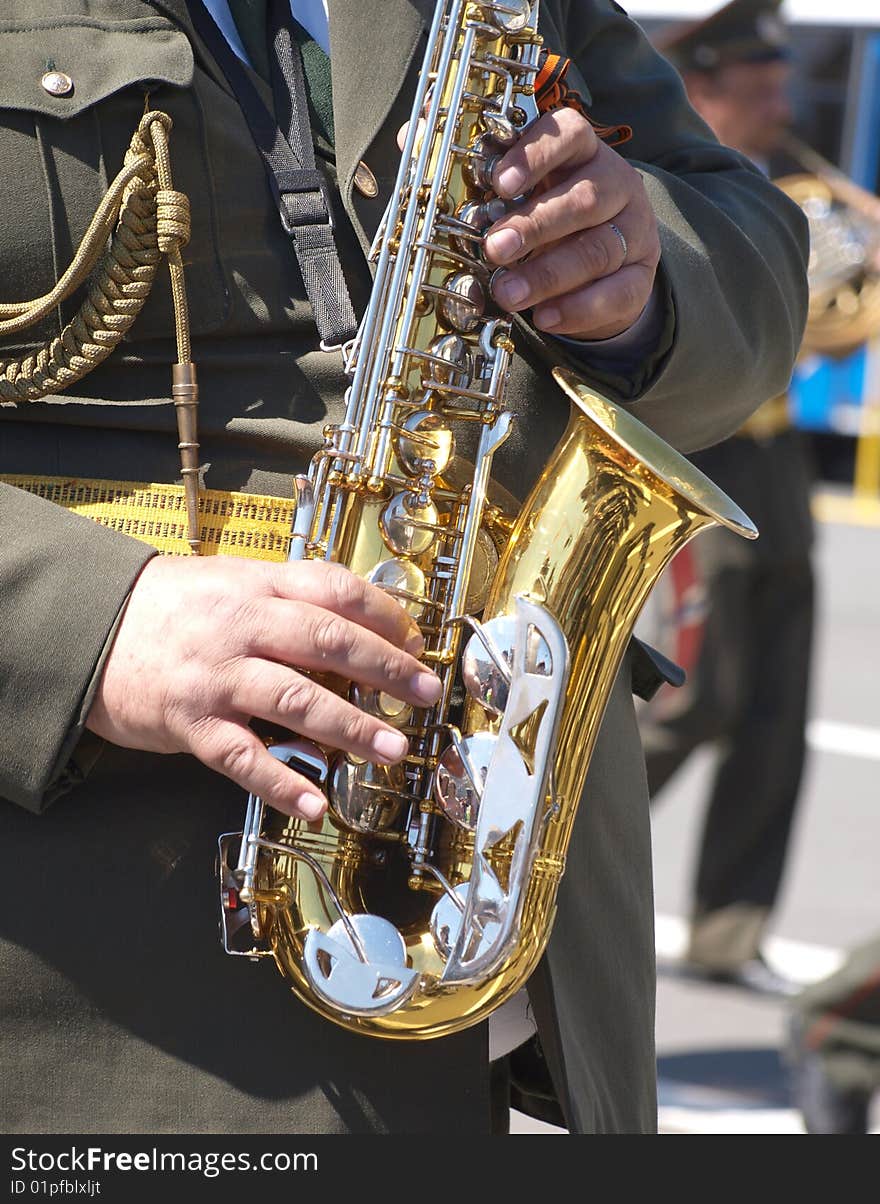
[786,932,880,1133]
[639,0,816,998]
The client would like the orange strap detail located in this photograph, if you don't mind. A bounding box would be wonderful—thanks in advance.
[534,52,633,147]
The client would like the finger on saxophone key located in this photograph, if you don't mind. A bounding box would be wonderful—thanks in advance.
[410,670,442,704]
[396,118,426,152]
[404,625,425,655]
[371,729,409,763]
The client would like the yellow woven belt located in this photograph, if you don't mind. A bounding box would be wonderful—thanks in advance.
[5,475,296,561]
[735,393,792,441]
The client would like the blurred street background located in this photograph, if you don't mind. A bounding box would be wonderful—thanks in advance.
[512,491,880,1135]
[513,0,880,1134]
[652,487,880,1134]
[640,0,880,1138]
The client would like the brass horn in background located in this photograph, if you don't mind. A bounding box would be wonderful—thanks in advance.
[775,132,880,358]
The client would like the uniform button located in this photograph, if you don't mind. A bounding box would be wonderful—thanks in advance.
[354,160,379,199]
[41,71,74,97]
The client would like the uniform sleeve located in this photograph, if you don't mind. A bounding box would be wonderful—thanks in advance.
[558,0,809,454]
[0,483,155,813]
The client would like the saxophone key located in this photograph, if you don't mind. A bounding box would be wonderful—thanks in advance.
[417,647,456,665]
[380,492,440,555]
[434,271,486,333]
[479,0,533,36]
[462,132,504,191]
[349,684,413,729]
[461,613,552,714]
[367,558,431,620]
[302,914,420,1017]
[481,110,518,147]
[430,882,499,962]
[433,729,498,830]
[425,333,473,385]
[447,199,506,259]
[329,757,409,834]
[395,410,455,476]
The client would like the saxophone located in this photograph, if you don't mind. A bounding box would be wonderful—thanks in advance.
[218,0,757,1039]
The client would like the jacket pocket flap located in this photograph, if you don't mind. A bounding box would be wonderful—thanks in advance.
[0,16,193,119]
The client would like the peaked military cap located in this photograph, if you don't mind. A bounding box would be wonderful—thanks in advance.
[657,0,789,73]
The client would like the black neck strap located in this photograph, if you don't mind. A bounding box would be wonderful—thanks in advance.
[189,0,359,349]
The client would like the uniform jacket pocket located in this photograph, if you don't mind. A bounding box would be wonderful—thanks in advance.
[0,10,228,356]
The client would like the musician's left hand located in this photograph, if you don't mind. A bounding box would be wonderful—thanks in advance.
[484,107,661,340]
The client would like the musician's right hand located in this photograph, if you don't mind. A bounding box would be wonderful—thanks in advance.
[85,557,441,820]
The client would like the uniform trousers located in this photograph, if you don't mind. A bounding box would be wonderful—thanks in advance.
[640,428,815,968]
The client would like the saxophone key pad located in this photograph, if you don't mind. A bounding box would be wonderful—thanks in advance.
[433,730,498,829]
[463,134,504,193]
[462,614,552,715]
[430,883,502,962]
[304,915,420,1016]
[367,558,428,620]
[380,492,440,556]
[452,200,507,260]
[439,272,486,334]
[482,0,533,35]
[350,684,413,728]
[395,409,455,476]
[330,757,407,834]
[482,111,518,147]
[461,614,513,714]
[425,333,472,386]
[462,527,500,615]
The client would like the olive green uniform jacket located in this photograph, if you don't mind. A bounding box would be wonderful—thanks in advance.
[0,0,808,1134]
